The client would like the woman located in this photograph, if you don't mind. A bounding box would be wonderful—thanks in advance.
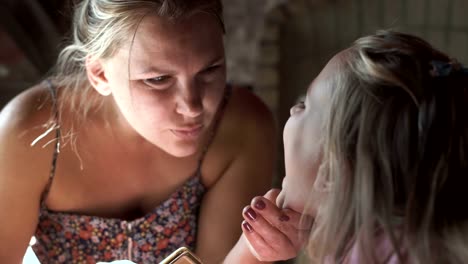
[0,0,276,263]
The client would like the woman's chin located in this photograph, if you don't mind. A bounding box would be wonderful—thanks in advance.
[165,146,198,158]
[159,139,202,157]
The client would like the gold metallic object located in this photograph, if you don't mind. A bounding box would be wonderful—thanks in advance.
[159,247,203,264]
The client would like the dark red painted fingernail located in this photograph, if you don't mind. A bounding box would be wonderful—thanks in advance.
[244,208,257,221]
[279,214,290,222]
[242,221,253,232]
[254,199,266,210]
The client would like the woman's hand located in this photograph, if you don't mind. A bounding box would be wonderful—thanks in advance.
[241,189,313,262]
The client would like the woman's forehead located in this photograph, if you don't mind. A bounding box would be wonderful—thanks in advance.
[113,13,225,73]
[137,13,222,40]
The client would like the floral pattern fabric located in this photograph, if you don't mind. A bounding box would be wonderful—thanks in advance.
[32,174,205,264]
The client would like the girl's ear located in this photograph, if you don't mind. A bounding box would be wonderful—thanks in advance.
[86,57,111,96]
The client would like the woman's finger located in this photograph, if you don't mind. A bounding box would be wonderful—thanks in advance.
[250,197,313,250]
[263,188,281,203]
[241,221,275,261]
[242,206,296,252]
[241,220,297,262]
[251,197,301,230]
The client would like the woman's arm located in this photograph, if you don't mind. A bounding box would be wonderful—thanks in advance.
[0,87,55,263]
[194,87,277,264]
[224,234,271,264]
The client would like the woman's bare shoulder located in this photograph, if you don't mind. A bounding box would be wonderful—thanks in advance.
[201,85,277,185]
[0,82,56,259]
[0,81,57,184]
[223,85,276,140]
[0,81,55,132]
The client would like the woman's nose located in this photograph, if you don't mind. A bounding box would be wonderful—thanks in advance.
[176,85,203,118]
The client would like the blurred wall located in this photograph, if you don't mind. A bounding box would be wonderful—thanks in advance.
[0,0,70,107]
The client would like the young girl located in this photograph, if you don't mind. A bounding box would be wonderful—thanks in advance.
[0,0,275,263]
[226,31,468,263]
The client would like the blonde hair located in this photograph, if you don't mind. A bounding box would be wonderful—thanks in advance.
[51,0,224,120]
[307,31,468,263]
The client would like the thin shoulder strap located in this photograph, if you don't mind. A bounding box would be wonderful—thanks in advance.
[197,84,232,169]
[40,80,61,208]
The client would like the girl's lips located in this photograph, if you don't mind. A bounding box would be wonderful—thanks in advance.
[171,125,203,140]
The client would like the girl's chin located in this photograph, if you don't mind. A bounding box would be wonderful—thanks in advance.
[275,191,286,208]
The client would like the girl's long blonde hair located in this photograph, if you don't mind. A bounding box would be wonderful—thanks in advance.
[307,31,468,264]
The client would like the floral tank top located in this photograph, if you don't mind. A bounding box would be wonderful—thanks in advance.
[32,81,231,263]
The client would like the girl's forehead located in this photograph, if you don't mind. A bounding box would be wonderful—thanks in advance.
[307,54,343,104]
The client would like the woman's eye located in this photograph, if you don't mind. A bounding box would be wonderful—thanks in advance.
[198,65,222,83]
[204,65,221,73]
[143,76,171,88]
[200,65,223,81]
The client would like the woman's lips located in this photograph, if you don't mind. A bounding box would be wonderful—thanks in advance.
[171,124,203,140]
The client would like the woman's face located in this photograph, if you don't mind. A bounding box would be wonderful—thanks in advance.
[277,55,341,216]
[102,13,226,157]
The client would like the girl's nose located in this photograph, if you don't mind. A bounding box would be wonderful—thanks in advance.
[290,104,301,116]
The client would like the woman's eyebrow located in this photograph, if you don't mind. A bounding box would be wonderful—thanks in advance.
[130,66,177,80]
[136,66,168,75]
[205,56,225,67]
[133,56,225,77]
